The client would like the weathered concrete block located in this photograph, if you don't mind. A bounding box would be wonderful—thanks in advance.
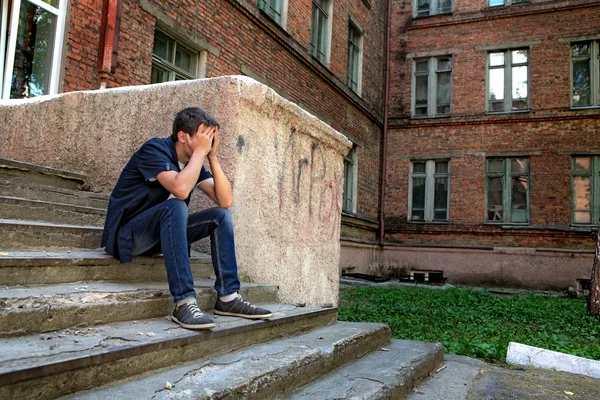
[0,77,351,306]
[507,342,600,379]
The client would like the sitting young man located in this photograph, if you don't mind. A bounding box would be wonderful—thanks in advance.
[101,107,271,330]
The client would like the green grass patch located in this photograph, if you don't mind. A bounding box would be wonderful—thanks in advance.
[338,286,600,362]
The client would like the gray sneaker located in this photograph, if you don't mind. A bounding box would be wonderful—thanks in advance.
[172,302,215,330]
[214,295,272,319]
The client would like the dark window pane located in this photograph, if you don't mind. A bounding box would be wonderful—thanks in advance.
[413,162,426,173]
[438,0,452,13]
[416,75,428,110]
[412,177,426,220]
[435,161,449,174]
[11,2,57,98]
[511,158,528,174]
[436,71,451,114]
[437,57,452,71]
[416,60,429,73]
[572,60,591,107]
[151,66,169,83]
[488,159,504,173]
[511,176,528,211]
[487,177,504,221]
[433,177,448,220]
[175,47,193,73]
[417,0,430,15]
[153,32,171,61]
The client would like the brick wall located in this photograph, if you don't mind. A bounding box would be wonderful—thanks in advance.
[62,0,385,227]
[385,0,600,250]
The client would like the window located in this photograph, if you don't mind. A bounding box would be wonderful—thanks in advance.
[413,56,452,117]
[571,156,600,225]
[1,0,68,99]
[347,22,363,95]
[571,41,599,108]
[486,158,529,223]
[151,30,200,83]
[489,0,528,6]
[310,0,332,65]
[342,145,357,214]
[415,0,452,17]
[258,0,285,26]
[488,49,529,112]
[409,160,450,222]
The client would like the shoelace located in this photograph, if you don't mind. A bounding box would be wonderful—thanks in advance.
[187,303,205,318]
[237,296,256,309]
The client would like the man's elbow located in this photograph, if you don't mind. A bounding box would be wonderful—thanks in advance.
[172,187,190,200]
[218,198,233,208]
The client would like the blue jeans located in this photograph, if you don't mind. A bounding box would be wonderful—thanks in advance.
[120,199,241,302]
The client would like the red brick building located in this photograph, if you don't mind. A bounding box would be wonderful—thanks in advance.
[2,0,600,289]
[374,0,600,289]
[0,0,386,247]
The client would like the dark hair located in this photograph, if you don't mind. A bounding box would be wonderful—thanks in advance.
[171,107,220,142]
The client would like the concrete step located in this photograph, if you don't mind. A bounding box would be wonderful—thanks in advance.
[0,196,106,226]
[0,280,278,337]
[0,250,214,285]
[0,304,338,400]
[55,321,389,400]
[0,158,87,191]
[407,355,488,400]
[289,339,444,399]
[0,219,102,250]
[0,180,109,209]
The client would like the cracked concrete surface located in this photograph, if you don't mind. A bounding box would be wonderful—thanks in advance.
[0,304,308,375]
[287,339,444,399]
[58,322,390,400]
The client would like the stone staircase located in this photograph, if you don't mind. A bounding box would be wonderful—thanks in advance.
[0,157,444,399]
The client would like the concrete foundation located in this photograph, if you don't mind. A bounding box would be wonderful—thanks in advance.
[340,241,593,290]
[0,77,351,307]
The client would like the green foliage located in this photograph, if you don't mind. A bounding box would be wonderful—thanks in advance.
[338,286,600,362]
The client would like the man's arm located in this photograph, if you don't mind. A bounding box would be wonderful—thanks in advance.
[157,125,215,200]
[198,128,233,208]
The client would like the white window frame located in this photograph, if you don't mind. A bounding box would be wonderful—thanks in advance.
[310,0,333,66]
[408,160,450,222]
[151,29,205,83]
[570,41,600,108]
[346,21,363,96]
[489,0,529,6]
[258,0,288,29]
[487,48,530,113]
[412,56,452,118]
[414,0,453,17]
[342,145,358,214]
[1,0,68,99]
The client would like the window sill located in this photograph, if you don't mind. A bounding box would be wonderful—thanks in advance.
[486,109,531,115]
[258,8,285,31]
[413,11,453,19]
[410,114,452,120]
[485,222,530,226]
[408,220,450,225]
[570,106,600,111]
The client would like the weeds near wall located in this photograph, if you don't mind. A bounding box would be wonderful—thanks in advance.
[339,286,600,362]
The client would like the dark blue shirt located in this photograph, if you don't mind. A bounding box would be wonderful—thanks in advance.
[101,137,212,262]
